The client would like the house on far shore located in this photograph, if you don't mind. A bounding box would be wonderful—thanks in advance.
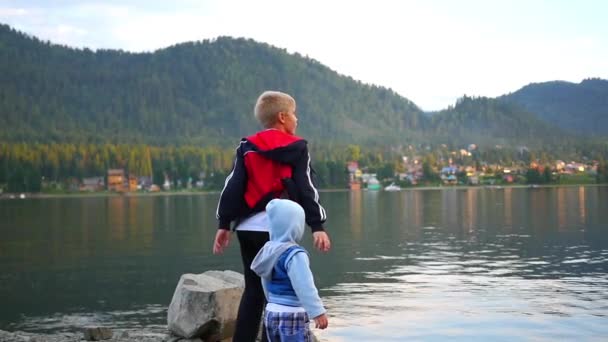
[139,176,153,190]
[128,175,138,192]
[108,169,126,192]
[81,177,105,191]
[440,166,458,185]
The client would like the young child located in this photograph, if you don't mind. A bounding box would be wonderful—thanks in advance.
[251,199,328,341]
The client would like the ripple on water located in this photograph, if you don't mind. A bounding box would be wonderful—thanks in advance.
[8,305,167,333]
[323,237,608,341]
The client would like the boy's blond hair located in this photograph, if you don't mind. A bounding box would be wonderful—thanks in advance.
[254,91,296,128]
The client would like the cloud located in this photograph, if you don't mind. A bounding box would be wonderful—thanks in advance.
[50,24,88,42]
[1,0,607,110]
[0,7,28,16]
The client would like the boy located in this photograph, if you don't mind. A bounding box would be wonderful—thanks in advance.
[251,199,328,341]
[213,91,330,341]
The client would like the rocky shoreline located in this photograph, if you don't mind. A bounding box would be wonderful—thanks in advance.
[1,270,323,342]
[0,327,321,342]
[0,329,173,342]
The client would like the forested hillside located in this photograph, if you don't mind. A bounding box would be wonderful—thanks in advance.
[502,79,608,136]
[0,24,425,145]
[430,96,572,147]
[0,23,605,151]
[2,24,608,192]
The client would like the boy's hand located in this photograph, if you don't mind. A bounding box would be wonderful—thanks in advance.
[313,231,331,252]
[313,313,328,329]
[213,229,231,254]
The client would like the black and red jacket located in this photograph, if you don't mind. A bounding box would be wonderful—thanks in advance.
[216,129,327,232]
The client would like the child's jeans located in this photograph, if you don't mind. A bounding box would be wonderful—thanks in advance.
[264,310,312,342]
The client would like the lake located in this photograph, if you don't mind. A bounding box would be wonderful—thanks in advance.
[1,186,607,341]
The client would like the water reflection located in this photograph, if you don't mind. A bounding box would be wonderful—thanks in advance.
[557,187,568,232]
[316,186,608,341]
[503,187,512,230]
[579,187,586,227]
[349,190,362,240]
[0,195,245,330]
[462,189,476,233]
[1,187,607,340]
[321,234,608,340]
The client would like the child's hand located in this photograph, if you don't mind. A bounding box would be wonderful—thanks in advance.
[313,231,331,252]
[213,229,231,254]
[313,313,328,329]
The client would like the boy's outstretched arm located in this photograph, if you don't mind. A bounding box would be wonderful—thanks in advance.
[213,141,247,254]
[292,147,331,252]
[215,141,247,228]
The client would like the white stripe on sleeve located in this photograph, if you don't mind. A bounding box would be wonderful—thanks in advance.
[305,152,326,221]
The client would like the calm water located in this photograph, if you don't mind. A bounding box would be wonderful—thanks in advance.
[1,187,607,341]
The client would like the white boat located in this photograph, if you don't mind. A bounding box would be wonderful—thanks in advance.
[384,183,401,191]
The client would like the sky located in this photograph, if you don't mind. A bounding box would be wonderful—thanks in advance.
[1,0,607,111]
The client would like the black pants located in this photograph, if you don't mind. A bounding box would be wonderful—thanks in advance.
[233,230,270,342]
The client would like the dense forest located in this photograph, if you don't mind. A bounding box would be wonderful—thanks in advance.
[0,24,426,145]
[431,96,571,147]
[2,139,607,193]
[1,23,607,192]
[0,142,409,192]
[502,79,608,136]
[3,24,606,148]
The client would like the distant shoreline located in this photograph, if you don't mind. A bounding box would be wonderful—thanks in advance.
[1,183,606,200]
[394,183,608,191]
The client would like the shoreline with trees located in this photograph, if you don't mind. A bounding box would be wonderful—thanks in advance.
[3,184,608,201]
[1,141,607,196]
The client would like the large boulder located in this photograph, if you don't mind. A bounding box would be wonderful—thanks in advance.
[167,270,244,340]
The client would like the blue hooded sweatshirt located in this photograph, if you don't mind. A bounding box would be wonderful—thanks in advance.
[250,199,325,318]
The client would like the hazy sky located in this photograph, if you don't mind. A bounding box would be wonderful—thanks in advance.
[1,0,607,110]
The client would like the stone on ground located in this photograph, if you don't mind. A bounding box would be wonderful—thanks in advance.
[167,270,244,340]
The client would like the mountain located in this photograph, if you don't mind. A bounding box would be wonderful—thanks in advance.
[429,96,573,148]
[0,23,603,150]
[0,24,426,145]
[502,79,608,136]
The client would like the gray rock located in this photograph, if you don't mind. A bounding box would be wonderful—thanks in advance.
[167,270,244,340]
[204,270,245,287]
[164,335,182,342]
[163,334,203,342]
[83,326,112,340]
[0,330,82,342]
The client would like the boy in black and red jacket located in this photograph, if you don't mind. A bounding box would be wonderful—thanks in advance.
[213,90,330,342]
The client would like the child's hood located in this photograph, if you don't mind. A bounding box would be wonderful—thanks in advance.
[250,199,306,278]
[267,199,305,243]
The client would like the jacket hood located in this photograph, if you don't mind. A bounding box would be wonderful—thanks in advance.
[246,129,307,165]
[247,129,302,150]
[250,199,306,278]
